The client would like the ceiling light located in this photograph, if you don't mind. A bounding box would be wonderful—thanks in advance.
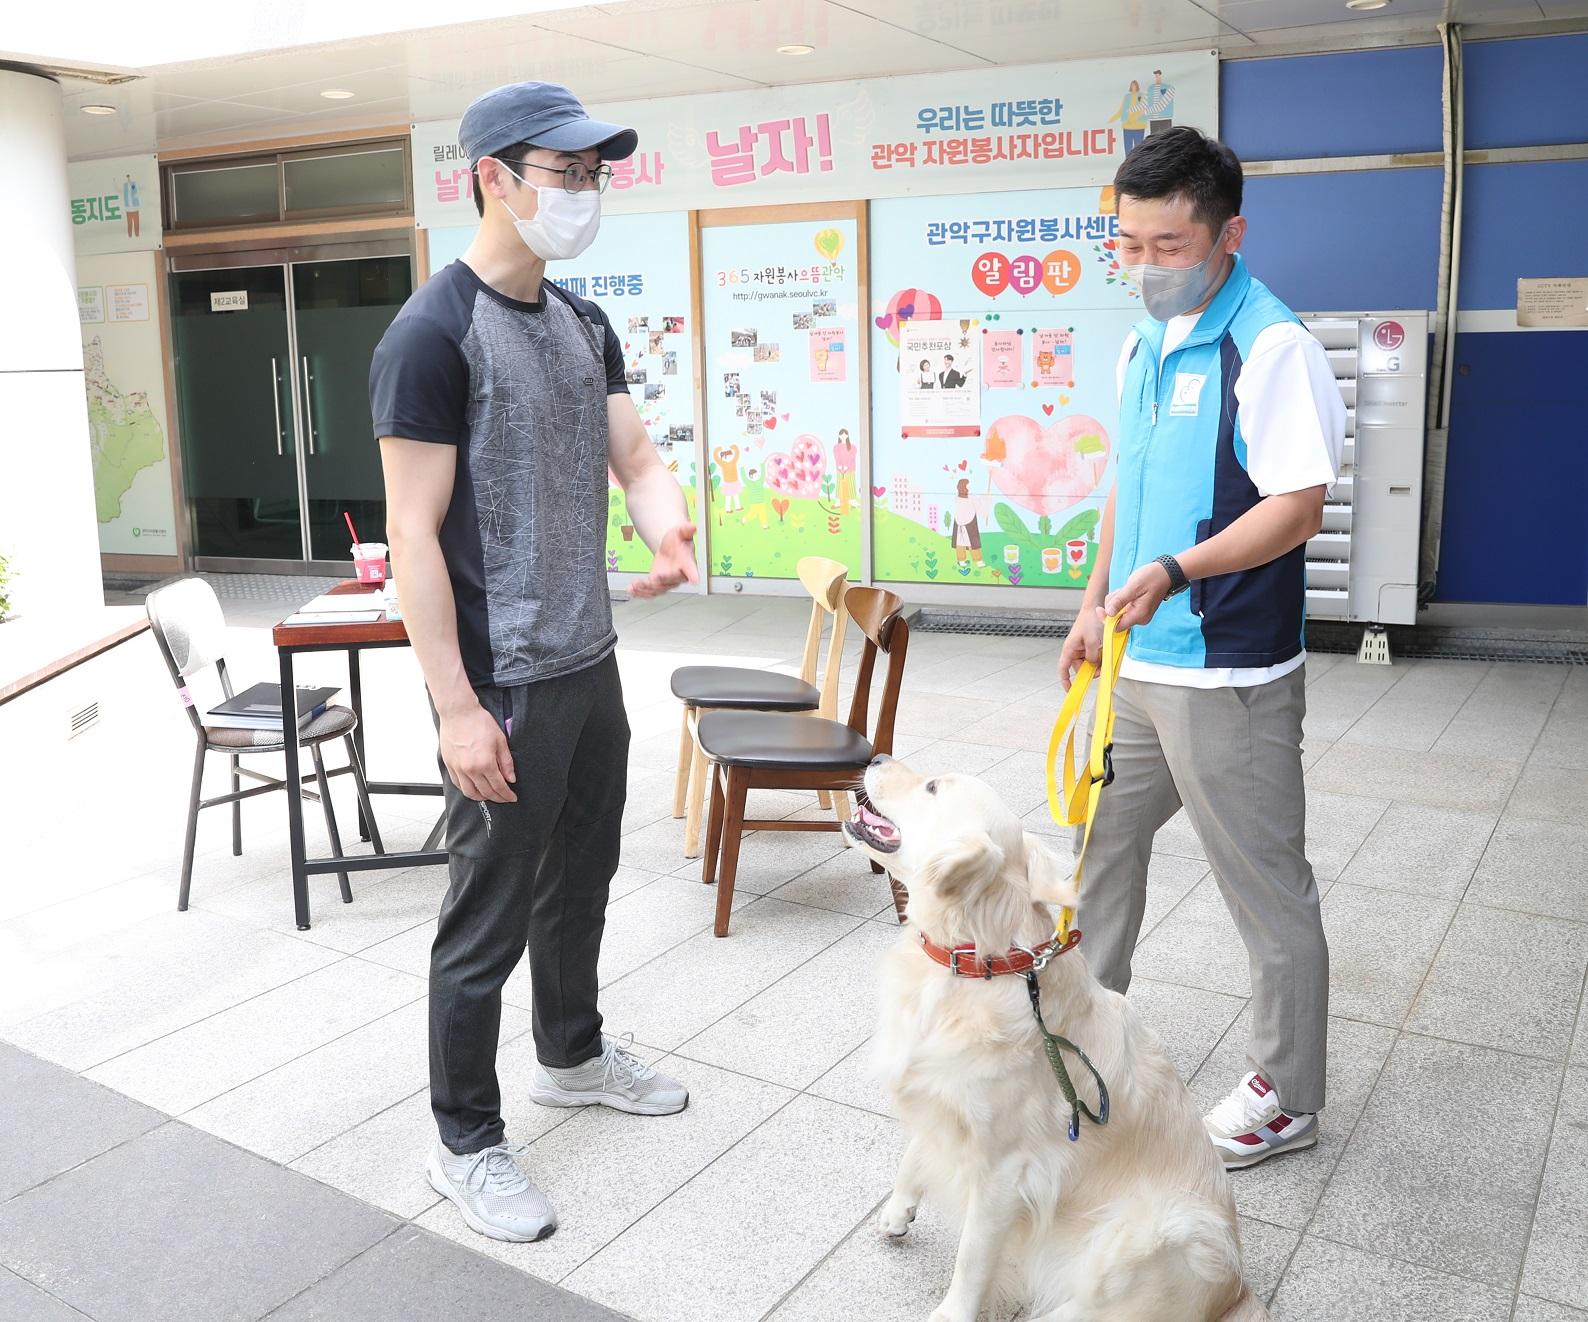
[1345,0,1389,9]
[80,104,118,115]
[777,44,815,56]
[320,88,356,99]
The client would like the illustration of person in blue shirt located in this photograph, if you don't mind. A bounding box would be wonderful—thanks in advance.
[122,175,141,238]
[1146,70,1176,135]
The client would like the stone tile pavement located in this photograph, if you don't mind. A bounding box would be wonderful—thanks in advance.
[2,585,1585,1321]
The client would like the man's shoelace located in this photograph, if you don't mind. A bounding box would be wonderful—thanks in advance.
[600,1032,658,1089]
[1208,1084,1278,1134]
[460,1143,532,1198]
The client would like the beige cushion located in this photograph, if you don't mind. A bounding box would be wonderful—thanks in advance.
[205,704,358,750]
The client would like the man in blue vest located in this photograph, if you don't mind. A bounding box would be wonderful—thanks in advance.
[1058,127,1344,1168]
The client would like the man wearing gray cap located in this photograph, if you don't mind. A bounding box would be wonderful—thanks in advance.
[371,82,695,1244]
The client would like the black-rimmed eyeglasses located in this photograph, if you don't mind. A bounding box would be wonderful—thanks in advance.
[504,159,613,194]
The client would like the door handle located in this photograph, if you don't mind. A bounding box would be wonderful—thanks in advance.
[270,357,284,456]
[301,356,316,456]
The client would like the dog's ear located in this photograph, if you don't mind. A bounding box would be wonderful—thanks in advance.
[1023,833,1079,909]
[922,832,1007,896]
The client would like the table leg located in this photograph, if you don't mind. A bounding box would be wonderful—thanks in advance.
[349,648,369,842]
[280,648,312,931]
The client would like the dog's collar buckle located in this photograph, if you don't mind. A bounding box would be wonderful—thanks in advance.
[925,929,1081,979]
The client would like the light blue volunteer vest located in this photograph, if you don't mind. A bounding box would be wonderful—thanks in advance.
[1110,254,1310,669]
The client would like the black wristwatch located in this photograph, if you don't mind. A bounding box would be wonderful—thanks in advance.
[1154,554,1190,597]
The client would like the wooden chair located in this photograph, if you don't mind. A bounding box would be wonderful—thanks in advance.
[696,586,910,937]
[670,556,849,857]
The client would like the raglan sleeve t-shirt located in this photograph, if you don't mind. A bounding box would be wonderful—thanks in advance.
[369,261,630,688]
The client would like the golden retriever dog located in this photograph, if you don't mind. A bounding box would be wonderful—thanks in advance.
[843,755,1267,1322]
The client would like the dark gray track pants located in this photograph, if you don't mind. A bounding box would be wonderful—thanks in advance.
[429,653,629,1154]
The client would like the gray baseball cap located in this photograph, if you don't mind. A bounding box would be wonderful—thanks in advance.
[459,81,638,164]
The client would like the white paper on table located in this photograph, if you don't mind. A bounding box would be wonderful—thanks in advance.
[297,592,384,613]
[282,610,385,625]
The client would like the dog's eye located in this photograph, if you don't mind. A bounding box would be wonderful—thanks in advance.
[926,779,939,795]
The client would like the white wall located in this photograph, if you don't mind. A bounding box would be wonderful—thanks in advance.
[0,66,103,622]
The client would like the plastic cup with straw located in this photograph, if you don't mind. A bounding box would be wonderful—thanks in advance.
[347,511,387,585]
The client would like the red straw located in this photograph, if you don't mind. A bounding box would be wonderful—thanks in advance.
[344,511,360,548]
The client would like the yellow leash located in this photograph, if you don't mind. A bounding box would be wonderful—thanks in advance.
[1045,614,1128,943]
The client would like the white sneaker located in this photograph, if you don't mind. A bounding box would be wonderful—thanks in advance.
[426,1140,557,1242]
[1204,1071,1318,1169]
[528,1033,689,1116]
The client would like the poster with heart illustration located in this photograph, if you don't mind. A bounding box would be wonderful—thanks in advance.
[982,330,1024,389]
[868,187,1139,589]
[700,216,862,580]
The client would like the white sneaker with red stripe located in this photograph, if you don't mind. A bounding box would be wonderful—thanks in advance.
[1204,1071,1318,1169]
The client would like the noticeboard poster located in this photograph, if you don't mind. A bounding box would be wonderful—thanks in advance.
[699,217,862,580]
[870,187,1137,588]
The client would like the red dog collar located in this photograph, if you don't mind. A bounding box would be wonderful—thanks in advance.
[920,929,1081,979]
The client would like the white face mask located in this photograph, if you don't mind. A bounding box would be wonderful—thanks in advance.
[495,162,602,261]
[1124,223,1230,322]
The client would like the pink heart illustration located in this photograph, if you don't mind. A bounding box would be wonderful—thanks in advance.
[765,433,827,498]
[781,413,790,422]
[1042,403,1055,416]
[874,313,895,330]
[872,484,887,498]
[988,413,1112,515]
[764,416,777,431]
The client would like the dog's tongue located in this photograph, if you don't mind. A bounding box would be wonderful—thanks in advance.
[857,803,899,840]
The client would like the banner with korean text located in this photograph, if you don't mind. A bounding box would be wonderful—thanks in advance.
[411,51,1215,225]
[66,154,161,255]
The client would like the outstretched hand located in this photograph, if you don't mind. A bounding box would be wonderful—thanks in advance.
[630,523,700,598]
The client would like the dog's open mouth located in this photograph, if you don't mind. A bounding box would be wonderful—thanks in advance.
[845,792,901,854]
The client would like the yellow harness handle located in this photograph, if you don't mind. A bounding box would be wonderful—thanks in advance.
[1045,614,1128,943]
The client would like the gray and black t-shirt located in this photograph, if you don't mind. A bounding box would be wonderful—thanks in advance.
[370,260,628,688]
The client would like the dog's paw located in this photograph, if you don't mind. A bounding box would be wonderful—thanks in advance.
[878,1199,917,1238]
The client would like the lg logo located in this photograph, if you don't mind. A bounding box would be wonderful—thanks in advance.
[1373,320,1405,351]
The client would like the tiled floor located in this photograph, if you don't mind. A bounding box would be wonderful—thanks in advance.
[3,586,1586,1322]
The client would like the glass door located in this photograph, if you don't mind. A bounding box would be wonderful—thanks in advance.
[290,255,413,560]
[170,240,414,569]
[170,265,303,560]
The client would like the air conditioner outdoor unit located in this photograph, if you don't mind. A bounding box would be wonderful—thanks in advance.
[1298,311,1427,628]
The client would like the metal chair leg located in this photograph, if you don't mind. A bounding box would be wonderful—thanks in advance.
[230,754,242,856]
[310,743,353,904]
[178,741,206,911]
[343,734,385,854]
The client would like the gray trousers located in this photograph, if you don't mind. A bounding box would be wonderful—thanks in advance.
[1074,667,1329,1112]
[429,653,629,1155]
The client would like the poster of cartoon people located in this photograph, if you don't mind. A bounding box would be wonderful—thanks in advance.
[869,186,1137,587]
[700,218,862,579]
